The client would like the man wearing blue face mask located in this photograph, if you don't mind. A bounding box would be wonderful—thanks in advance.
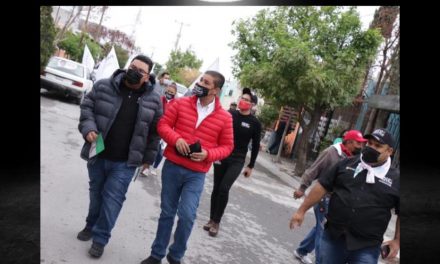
[77,55,163,258]
[290,128,400,264]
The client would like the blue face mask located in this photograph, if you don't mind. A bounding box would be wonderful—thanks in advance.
[165,92,175,100]
[193,83,210,98]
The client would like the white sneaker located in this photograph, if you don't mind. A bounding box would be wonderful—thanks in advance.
[141,168,149,177]
[294,250,313,264]
[149,168,157,176]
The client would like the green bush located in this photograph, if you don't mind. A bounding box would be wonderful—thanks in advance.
[40,6,56,69]
[257,104,279,129]
[58,32,103,63]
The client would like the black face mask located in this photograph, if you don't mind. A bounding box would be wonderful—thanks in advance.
[125,68,143,85]
[361,146,381,164]
[352,147,362,156]
[165,92,175,100]
[193,83,210,98]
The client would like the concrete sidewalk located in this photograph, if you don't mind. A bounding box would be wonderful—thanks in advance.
[252,149,400,264]
[250,150,300,188]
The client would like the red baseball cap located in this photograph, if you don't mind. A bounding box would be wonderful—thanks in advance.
[343,130,367,142]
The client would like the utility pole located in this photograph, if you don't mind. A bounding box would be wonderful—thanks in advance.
[150,46,156,60]
[173,20,190,52]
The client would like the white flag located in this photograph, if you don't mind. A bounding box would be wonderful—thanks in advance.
[82,44,95,73]
[123,53,138,70]
[94,46,120,82]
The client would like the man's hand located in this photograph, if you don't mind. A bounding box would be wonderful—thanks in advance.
[190,149,208,162]
[382,239,400,259]
[293,190,305,199]
[243,167,253,178]
[86,131,98,143]
[289,211,305,230]
[176,138,190,156]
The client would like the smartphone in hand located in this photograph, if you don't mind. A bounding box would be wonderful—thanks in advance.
[381,245,390,259]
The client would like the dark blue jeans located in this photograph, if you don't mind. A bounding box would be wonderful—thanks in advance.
[150,159,205,261]
[296,196,330,264]
[85,157,136,246]
[319,229,381,264]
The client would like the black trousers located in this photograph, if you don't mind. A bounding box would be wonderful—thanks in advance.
[210,155,245,223]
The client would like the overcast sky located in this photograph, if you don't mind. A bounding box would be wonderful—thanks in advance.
[100,6,379,81]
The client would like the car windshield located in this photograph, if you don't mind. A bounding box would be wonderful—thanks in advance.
[48,58,84,78]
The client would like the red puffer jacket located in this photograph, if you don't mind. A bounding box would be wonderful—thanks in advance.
[161,96,174,113]
[157,96,234,172]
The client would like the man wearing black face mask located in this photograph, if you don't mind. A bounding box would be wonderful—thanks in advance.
[290,128,400,264]
[291,130,367,264]
[77,55,163,258]
[141,71,234,264]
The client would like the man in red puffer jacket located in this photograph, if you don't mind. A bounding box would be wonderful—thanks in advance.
[141,71,234,264]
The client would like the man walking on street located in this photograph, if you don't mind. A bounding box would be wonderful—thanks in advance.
[141,71,234,264]
[290,128,400,264]
[292,130,367,264]
[77,55,163,258]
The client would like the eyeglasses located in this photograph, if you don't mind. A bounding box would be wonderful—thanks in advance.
[129,66,148,76]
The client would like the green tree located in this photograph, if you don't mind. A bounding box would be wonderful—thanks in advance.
[102,43,128,68]
[165,48,203,84]
[114,45,128,68]
[257,104,279,129]
[152,62,164,76]
[231,6,382,174]
[364,6,400,133]
[40,6,56,70]
[58,31,102,62]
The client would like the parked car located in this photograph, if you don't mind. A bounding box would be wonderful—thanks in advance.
[40,57,93,104]
[175,82,188,98]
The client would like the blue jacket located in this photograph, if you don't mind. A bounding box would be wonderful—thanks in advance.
[78,69,163,167]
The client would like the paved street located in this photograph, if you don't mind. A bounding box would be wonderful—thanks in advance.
[41,91,398,264]
[41,92,316,264]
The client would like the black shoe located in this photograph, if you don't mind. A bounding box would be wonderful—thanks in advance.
[141,255,162,264]
[88,242,104,258]
[77,227,92,241]
[166,254,181,264]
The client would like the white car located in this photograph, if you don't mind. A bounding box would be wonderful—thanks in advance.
[175,82,188,98]
[40,57,93,104]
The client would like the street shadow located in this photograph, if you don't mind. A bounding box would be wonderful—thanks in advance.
[40,89,79,105]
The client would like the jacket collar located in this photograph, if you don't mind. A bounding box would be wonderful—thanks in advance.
[190,95,222,110]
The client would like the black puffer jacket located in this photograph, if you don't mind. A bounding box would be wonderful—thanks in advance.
[78,69,163,167]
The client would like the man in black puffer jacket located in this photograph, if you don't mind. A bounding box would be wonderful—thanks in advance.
[77,55,163,258]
